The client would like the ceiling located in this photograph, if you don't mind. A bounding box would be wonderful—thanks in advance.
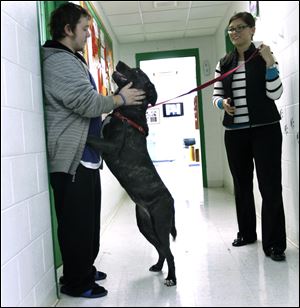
[93,1,234,44]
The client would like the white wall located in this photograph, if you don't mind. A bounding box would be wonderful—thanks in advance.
[255,1,299,247]
[1,2,57,306]
[119,35,224,187]
[214,1,299,246]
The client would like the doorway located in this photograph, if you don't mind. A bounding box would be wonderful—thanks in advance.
[136,49,207,188]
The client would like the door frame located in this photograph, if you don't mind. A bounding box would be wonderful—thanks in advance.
[136,49,208,187]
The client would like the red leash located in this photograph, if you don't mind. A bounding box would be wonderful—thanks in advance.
[150,49,259,108]
[113,49,259,135]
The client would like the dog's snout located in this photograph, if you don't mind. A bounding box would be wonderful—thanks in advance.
[116,61,131,74]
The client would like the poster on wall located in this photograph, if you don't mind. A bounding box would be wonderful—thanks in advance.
[146,108,160,124]
[162,102,184,117]
[80,1,114,96]
[194,96,199,129]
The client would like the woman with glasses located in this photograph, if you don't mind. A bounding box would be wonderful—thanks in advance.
[212,12,286,261]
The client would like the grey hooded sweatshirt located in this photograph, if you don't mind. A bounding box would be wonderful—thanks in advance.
[42,42,115,175]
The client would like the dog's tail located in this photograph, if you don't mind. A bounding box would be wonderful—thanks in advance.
[170,215,177,241]
[171,226,177,241]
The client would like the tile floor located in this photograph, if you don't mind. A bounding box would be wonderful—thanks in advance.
[56,161,299,307]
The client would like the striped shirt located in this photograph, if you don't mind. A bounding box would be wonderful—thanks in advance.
[212,57,283,129]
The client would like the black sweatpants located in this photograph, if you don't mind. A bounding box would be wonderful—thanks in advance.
[225,123,286,252]
[50,164,101,295]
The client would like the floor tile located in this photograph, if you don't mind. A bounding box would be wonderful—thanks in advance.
[56,162,299,307]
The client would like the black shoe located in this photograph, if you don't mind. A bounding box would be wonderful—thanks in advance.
[61,283,108,298]
[232,233,257,247]
[265,247,286,261]
[59,271,107,285]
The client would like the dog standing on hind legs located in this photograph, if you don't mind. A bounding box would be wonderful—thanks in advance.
[87,61,177,286]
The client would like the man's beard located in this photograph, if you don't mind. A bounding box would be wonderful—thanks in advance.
[73,36,86,52]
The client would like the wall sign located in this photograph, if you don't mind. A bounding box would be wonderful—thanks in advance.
[146,108,160,124]
[162,102,184,117]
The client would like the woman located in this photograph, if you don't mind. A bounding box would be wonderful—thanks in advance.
[212,12,286,261]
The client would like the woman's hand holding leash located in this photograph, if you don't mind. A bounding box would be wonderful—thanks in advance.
[258,43,275,68]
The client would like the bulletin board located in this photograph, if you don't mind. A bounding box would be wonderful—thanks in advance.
[80,1,114,96]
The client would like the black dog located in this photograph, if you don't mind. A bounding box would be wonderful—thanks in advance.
[87,61,177,286]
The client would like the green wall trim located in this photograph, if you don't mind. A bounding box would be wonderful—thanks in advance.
[37,1,68,298]
[37,1,68,271]
[40,1,67,43]
[136,49,208,188]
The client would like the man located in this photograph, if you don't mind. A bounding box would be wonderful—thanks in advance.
[42,3,145,298]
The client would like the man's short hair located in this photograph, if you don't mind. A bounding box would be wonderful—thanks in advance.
[50,2,91,40]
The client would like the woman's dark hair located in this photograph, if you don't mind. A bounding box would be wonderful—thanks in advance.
[50,3,91,40]
[228,11,256,28]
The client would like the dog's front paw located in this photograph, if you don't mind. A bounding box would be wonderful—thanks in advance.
[164,278,176,287]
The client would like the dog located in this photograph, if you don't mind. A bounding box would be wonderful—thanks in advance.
[87,61,177,286]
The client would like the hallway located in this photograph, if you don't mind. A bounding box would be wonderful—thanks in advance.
[56,162,299,307]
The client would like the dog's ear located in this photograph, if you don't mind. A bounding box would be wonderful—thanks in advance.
[145,82,158,106]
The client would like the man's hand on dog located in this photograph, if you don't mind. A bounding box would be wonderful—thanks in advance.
[113,82,145,107]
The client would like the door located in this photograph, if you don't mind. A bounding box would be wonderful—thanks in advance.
[136,49,208,187]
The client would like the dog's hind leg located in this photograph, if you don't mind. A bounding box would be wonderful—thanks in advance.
[135,205,165,271]
[151,200,177,286]
[155,228,176,286]
[151,223,176,286]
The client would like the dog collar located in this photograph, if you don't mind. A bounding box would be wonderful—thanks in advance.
[113,111,146,135]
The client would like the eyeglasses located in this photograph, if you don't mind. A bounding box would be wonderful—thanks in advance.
[227,25,249,34]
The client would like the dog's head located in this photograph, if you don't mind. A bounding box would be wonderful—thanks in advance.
[112,61,157,106]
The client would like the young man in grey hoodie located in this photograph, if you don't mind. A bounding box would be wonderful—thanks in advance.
[42,2,145,298]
